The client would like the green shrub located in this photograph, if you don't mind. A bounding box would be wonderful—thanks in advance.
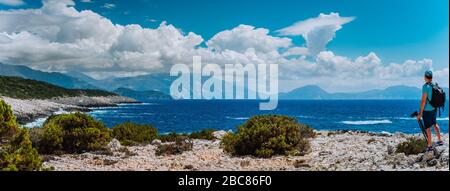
[112,122,158,146]
[0,129,43,171]
[0,100,19,142]
[188,129,216,140]
[396,137,428,156]
[221,115,315,158]
[156,136,193,156]
[158,132,187,143]
[33,112,111,154]
[0,100,43,171]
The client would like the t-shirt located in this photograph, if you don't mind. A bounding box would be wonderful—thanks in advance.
[422,83,435,111]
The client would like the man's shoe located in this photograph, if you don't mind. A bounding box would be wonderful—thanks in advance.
[436,141,444,146]
[423,146,434,153]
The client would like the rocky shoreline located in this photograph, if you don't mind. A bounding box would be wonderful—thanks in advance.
[43,131,449,171]
[1,96,138,124]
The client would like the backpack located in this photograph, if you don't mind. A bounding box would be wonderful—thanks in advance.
[426,82,446,116]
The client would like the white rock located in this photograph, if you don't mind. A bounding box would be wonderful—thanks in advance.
[212,130,228,140]
[152,139,162,145]
[107,139,122,151]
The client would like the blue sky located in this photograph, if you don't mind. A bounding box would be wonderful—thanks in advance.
[0,0,448,91]
[4,0,447,68]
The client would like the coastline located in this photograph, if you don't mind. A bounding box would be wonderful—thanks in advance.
[43,130,449,171]
[1,95,138,125]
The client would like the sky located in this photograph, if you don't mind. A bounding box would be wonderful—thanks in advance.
[0,0,448,92]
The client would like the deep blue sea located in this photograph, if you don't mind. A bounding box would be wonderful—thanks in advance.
[88,100,449,134]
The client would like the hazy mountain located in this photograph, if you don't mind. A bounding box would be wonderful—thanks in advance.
[0,63,98,89]
[279,85,330,99]
[114,87,172,101]
[92,73,175,93]
[64,71,99,85]
[280,85,449,100]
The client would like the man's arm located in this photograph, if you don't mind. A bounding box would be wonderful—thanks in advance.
[418,92,427,120]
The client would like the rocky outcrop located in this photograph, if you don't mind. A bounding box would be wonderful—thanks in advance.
[1,95,137,124]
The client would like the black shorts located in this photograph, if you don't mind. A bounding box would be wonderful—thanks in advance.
[423,109,437,129]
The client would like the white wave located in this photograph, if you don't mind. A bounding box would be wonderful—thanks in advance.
[118,102,160,106]
[395,117,449,121]
[297,115,314,119]
[437,117,449,121]
[24,108,71,128]
[226,116,249,120]
[24,117,47,128]
[341,120,393,125]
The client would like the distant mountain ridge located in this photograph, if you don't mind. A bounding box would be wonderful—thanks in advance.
[2,63,448,100]
[280,85,449,100]
[0,76,116,99]
[0,63,98,89]
[114,87,172,101]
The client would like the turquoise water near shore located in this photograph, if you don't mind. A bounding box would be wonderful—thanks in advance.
[88,100,449,134]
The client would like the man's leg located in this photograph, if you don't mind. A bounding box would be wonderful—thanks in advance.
[433,124,442,142]
[426,128,432,147]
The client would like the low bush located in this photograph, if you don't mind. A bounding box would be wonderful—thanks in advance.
[0,100,19,142]
[188,129,216,140]
[156,136,193,156]
[111,122,158,146]
[32,112,111,154]
[221,115,315,158]
[396,137,428,156]
[0,100,42,171]
[158,132,187,143]
[0,129,43,171]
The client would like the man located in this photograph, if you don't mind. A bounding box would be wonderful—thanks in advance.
[417,70,444,152]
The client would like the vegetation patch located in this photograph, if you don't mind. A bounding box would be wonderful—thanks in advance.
[31,112,111,154]
[396,137,428,156]
[156,136,193,156]
[221,115,315,158]
[112,122,158,146]
[1,99,43,171]
[0,76,115,99]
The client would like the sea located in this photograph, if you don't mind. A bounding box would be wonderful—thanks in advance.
[84,100,449,135]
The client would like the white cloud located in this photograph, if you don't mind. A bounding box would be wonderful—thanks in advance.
[0,0,203,77]
[0,0,446,90]
[207,24,292,53]
[80,0,91,2]
[277,13,355,56]
[0,0,24,6]
[102,3,115,9]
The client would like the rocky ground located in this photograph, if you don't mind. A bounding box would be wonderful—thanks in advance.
[1,96,137,124]
[43,131,449,171]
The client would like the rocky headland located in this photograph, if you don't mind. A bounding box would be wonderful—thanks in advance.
[1,95,137,124]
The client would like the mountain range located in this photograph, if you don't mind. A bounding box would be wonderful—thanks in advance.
[280,85,449,100]
[0,63,171,100]
[0,63,98,89]
[1,63,448,100]
[113,87,172,101]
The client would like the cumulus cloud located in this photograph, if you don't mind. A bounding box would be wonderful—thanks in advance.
[0,0,24,6]
[206,24,292,53]
[0,0,446,91]
[277,13,355,56]
[0,0,204,77]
